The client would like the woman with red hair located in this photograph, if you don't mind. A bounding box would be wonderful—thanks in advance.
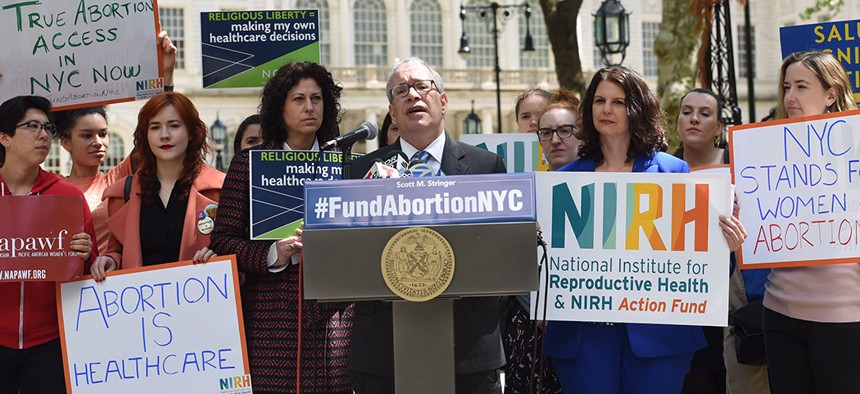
[90,92,225,277]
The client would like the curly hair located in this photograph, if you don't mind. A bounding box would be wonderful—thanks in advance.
[53,106,108,140]
[133,92,211,204]
[776,51,857,119]
[540,88,581,127]
[0,95,53,164]
[577,66,667,165]
[259,62,342,147]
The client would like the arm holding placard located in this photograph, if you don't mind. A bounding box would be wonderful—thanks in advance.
[157,30,177,90]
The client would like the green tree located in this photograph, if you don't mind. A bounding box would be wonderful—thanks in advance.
[539,0,587,93]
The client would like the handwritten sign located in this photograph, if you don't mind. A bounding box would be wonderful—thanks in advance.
[780,19,860,101]
[200,10,320,88]
[730,110,860,268]
[57,256,251,394]
[531,172,732,326]
[0,0,163,110]
[460,133,549,173]
[0,195,84,281]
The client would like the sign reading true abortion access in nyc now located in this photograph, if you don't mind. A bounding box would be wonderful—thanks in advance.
[58,256,251,394]
[730,110,860,269]
[200,10,320,88]
[530,172,732,327]
[780,19,860,101]
[0,0,164,110]
[0,195,84,282]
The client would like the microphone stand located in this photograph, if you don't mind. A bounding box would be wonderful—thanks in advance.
[340,143,353,179]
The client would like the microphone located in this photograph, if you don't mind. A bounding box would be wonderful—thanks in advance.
[406,158,435,177]
[381,150,409,173]
[363,158,402,179]
[321,121,378,151]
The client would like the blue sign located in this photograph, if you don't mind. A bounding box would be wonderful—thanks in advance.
[303,173,537,229]
[780,20,860,100]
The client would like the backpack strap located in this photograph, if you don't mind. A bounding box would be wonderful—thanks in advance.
[124,175,133,203]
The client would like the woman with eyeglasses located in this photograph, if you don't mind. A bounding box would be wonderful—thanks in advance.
[211,61,352,394]
[0,95,96,393]
[544,67,747,394]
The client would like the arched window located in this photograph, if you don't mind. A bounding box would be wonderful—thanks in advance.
[519,4,549,68]
[410,0,443,66]
[464,0,494,68]
[296,0,331,64]
[354,0,388,66]
[104,132,125,169]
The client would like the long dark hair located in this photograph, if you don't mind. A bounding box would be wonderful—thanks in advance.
[0,95,53,164]
[133,92,210,204]
[259,62,342,146]
[577,66,667,165]
[233,114,261,153]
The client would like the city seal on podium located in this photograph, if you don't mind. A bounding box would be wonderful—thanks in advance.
[381,227,455,302]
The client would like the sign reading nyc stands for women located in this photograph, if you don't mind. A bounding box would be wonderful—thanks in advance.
[0,195,84,282]
[730,110,860,269]
[0,0,164,110]
[200,10,320,88]
[531,172,732,326]
[781,19,860,100]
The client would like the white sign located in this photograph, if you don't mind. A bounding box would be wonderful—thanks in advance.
[0,0,163,110]
[460,133,548,173]
[531,172,732,326]
[58,256,251,394]
[730,110,860,268]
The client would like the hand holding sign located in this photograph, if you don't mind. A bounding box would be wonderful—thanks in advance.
[69,232,93,260]
[157,30,177,87]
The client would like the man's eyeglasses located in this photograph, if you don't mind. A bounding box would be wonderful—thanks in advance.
[389,80,439,100]
[16,120,57,137]
[537,125,576,141]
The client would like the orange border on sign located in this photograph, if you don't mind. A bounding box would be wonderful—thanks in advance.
[729,109,860,270]
[691,164,730,172]
[55,254,249,393]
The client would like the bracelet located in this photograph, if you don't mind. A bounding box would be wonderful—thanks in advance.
[164,85,174,92]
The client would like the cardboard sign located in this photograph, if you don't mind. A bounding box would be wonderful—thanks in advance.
[0,0,163,110]
[460,133,549,173]
[780,19,860,101]
[0,195,84,281]
[531,172,732,326]
[729,110,860,269]
[200,10,320,88]
[57,256,251,394]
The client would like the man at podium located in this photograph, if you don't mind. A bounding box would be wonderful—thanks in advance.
[349,57,507,394]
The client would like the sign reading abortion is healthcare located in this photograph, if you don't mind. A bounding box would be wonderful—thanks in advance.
[58,256,251,394]
[780,19,860,101]
[0,0,164,110]
[531,172,732,327]
[730,110,860,269]
[200,10,320,88]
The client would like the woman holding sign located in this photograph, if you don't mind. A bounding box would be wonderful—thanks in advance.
[0,95,96,393]
[211,61,352,394]
[543,67,747,394]
[89,91,225,275]
[763,51,860,393]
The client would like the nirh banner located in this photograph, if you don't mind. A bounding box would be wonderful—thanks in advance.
[780,19,860,101]
[0,195,84,282]
[531,172,732,327]
[729,110,860,269]
[57,256,251,394]
[0,0,163,110]
[200,10,320,88]
[460,133,549,173]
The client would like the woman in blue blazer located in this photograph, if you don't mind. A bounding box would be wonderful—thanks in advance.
[545,67,747,394]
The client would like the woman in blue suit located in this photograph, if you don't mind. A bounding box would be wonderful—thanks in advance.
[545,67,747,393]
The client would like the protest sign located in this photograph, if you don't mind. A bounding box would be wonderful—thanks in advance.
[729,110,860,268]
[531,171,732,326]
[0,0,163,110]
[58,256,251,394]
[0,195,84,282]
[249,150,347,239]
[460,133,549,173]
[200,10,320,88]
[780,20,860,101]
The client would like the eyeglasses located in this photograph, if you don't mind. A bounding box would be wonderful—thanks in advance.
[16,120,57,137]
[537,125,576,141]
[389,80,439,100]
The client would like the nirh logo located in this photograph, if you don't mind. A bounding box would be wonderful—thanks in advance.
[136,78,164,91]
[551,182,710,252]
[219,374,252,393]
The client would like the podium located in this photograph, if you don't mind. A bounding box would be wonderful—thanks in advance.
[303,173,538,393]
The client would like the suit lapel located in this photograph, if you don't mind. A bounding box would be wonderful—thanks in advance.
[440,132,467,175]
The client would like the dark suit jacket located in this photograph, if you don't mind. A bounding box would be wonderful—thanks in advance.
[545,152,707,360]
[348,133,507,375]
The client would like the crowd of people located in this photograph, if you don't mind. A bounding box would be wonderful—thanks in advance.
[0,45,856,393]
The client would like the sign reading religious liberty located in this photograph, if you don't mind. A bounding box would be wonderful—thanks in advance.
[780,19,860,101]
[531,172,732,326]
[0,0,164,110]
[200,10,320,88]
[729,109,860,269]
